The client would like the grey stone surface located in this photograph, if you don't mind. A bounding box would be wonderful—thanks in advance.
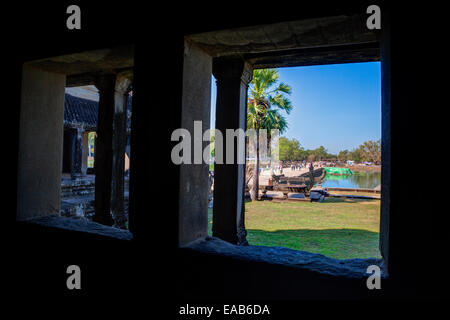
[28,215,133,240]
[61,195,95,219]
[93,74,116,226]
[186,237,385,279]
[70,128,83,179]
[27,45,134,77]
[61,176,95,198]
[178,41,212,246]
[111,76,130,229]
[17,66,66,220]
[187,16,377,57]
[212,57,252,245]
[81,131,89,176]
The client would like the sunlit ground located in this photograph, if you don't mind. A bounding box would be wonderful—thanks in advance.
[208,198,381,259]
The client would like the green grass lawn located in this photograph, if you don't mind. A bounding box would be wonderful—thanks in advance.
[208,198,381,259]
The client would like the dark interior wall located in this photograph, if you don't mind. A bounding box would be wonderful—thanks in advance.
[8,1,447,302]
[380,5,446,298]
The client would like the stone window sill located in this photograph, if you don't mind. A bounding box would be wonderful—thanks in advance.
[184,237,386,279]
[21,215,133,240]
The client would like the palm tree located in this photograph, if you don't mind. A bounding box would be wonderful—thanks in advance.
[247,69,292,201]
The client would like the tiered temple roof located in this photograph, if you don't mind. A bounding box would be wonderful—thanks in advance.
[64,93,132,132]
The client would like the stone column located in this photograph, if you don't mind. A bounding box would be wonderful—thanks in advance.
[178,42,212,246]
[93,74,116,226]
[93,74,131,227]
[111,77,131,229]
[70,128,83,180]
[81,131,89,176]
[212,57,252,245]
[17,65,65,220]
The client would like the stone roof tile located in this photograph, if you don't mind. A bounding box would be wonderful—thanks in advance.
[64,93,132,131]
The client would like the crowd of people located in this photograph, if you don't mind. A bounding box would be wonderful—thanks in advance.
[263,160,339,175]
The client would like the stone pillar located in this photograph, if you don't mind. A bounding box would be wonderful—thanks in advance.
[81,131,89,175]
[212,57,252,245]
[93,74,116,226]
[111,77,131,229]
[93,74,131,227]
[379,8,391,269]
[17,65,66,220]
[178,42,212,246]
[70,128,83,180]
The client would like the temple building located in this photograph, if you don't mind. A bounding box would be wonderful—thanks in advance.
[60,86,132,220]
[62,85,131,179]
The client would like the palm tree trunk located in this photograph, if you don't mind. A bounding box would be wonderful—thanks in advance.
[251,128,260,201]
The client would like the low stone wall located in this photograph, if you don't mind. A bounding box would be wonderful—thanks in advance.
[61,178,95,198]
[60,177,129,220]
[61,196,129,220]
[61,198,95,219]
[27,215,133,240]
[185,237,386,279]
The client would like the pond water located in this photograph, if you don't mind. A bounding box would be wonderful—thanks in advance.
[319,171,381,189]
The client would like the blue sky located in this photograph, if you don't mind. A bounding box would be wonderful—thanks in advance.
[211,61,381,155]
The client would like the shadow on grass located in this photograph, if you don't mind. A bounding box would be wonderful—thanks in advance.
[246,228,381,260]
[253,197,377,203]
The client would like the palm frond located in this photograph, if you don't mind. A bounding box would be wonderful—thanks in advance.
[247,68,293,133]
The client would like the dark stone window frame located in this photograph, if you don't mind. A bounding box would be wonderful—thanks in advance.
[178,15,390,278]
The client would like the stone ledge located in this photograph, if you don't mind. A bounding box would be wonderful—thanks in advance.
[24,215,133,240]
[184,237,385,279]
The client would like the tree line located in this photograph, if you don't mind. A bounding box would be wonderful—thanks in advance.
[243,67,381,202]
[279,137,381,164]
